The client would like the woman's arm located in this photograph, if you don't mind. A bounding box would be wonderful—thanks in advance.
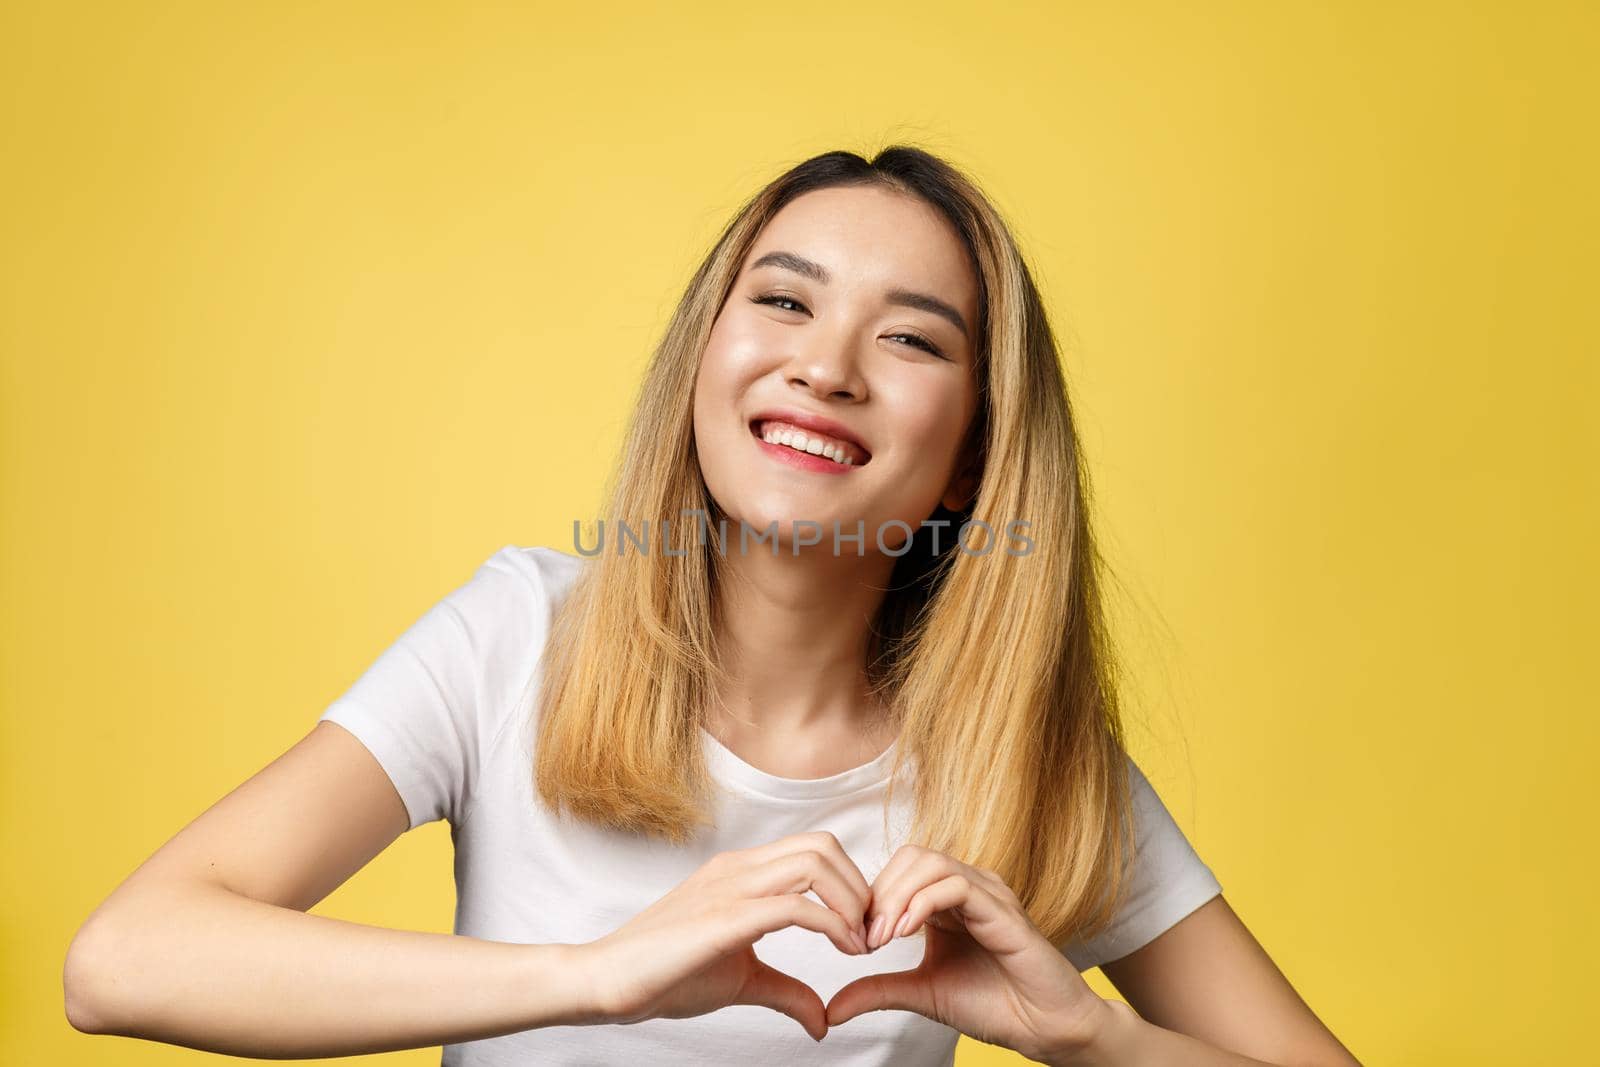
[62,721,607,1056]
[1052,999,1308,1066]
[64,883,599,1056]
[1075,895,1363,1066]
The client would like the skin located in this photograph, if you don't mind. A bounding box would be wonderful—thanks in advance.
[62,182,1359,1065]
[684,185,1363,1064]
[691,183,981,776]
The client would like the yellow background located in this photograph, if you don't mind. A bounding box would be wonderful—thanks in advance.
[3,2,1593,1063]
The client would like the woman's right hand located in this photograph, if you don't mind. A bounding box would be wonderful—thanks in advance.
[578,831,874,1042]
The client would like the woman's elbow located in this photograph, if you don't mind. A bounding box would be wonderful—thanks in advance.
[63,917,126,1035]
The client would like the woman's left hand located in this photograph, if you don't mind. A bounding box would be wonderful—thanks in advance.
[826,844,1110,1064]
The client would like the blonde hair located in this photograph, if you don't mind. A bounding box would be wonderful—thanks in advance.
[530,145,1133,947]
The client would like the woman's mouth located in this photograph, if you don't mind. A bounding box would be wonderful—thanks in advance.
[749,419,871,471]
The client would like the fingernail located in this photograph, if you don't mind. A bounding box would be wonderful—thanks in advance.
[851,929,867,954]
[869,914,886,948]
[893,914,910,939]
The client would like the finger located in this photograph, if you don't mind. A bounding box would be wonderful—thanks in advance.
[896,872,988,939]
[732,892,865,958]
[736,832,872,934]
[825,964,934,1028]
[735,957,829,1043]
[736,831,866,891]
[963,863,1017,902]
[867,847,953,948]
[898,873,1031,958]
[861,844,923,945]
[735,849,869,947]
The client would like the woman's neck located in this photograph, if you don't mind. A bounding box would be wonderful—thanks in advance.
[705,544,900,775]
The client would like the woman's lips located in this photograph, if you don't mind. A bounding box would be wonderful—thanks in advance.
[749,421,865,474]
[747,413,872,464]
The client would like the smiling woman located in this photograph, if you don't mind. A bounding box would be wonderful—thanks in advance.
[692,184,982,560]
[64,147,1361,1067]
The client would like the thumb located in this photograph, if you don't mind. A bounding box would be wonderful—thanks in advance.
[826,966,934,1027]
[735,959,829,1042]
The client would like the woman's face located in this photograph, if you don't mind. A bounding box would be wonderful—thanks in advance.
[693,184,981,553]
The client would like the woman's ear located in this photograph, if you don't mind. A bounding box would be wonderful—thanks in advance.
[940,458,981,512]
[942,409,986,512]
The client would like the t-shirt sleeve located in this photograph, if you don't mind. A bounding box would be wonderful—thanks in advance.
[1059,754,1223,972]
[315,544,570,832]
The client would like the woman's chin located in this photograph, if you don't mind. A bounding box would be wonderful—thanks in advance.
[711,512,879,555]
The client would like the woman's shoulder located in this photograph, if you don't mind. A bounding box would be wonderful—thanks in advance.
[1058,751,1222,971]
[475,543,589,608]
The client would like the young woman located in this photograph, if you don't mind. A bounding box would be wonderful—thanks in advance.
[64,147,1361,1066]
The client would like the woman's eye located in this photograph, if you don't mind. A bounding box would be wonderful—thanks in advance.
[888,332,945,358]
[749,293,947,360]
[749,293,808,314]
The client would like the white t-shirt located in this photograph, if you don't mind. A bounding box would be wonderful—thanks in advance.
[318,544,1223,1066]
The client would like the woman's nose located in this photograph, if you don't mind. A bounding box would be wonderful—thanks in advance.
[784,335,866,401]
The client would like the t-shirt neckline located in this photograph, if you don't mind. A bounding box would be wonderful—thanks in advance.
[699,726,902,801]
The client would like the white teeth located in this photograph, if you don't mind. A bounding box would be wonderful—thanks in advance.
[761,424,856,466]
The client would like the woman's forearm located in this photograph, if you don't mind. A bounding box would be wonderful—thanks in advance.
[1048,1000,1292,1067]
[64,879,604,1057]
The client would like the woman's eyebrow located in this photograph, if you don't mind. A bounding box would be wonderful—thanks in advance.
[748,249,970,340]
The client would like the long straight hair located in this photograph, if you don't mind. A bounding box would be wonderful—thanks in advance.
[528,146,1133,947]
